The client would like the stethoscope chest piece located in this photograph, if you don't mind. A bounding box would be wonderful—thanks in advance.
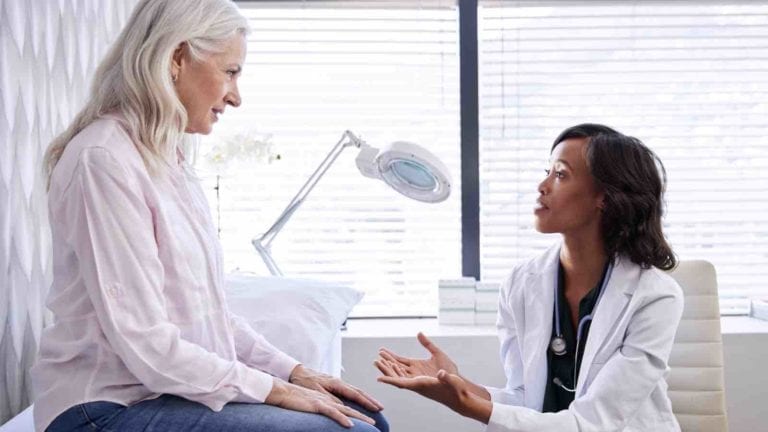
[549,260,615,360]
[550,335,567,356]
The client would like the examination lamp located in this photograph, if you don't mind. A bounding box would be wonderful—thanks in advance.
[252,130,451,276]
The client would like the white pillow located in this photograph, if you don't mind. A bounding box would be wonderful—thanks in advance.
[224,273,363,374]
[0,276,362,432]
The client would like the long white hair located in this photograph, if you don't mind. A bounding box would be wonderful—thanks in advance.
[44,0,249,184]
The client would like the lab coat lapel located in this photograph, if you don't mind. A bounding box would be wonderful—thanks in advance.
[522,246,559,410]
[575,257,638,397]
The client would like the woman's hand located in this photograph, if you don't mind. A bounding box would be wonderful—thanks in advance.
[289,365,384,412]
[265,378,376,428]
[378,332,459,378]
[376,367,493,424]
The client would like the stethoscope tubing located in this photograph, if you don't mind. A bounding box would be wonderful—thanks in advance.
[551,260,614,392]
[553,261,614,351]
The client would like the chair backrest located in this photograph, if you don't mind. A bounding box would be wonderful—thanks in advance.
[666,260,728,432]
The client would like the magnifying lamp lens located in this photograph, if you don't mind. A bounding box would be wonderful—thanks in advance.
[389,159,437,191]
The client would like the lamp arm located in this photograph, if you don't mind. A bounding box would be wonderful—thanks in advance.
[252,130,366,275]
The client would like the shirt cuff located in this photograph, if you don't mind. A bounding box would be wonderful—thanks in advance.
[485,402,509,432]
[484,385,503,402]
[232,363,276,404]
[265,351,301,381]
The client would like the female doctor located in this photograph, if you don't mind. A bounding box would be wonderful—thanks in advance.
[375,124,684,431]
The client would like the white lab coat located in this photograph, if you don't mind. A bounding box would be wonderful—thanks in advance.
[485,244,683,432]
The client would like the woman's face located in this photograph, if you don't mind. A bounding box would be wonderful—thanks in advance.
[534,138,604,235]
[172,33,246,134]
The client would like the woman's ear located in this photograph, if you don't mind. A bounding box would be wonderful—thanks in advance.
[596,191,606,211]
[170,42,186,82]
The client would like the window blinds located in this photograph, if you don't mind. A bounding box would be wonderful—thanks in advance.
[198,1,461,316]
[478,1,768,314]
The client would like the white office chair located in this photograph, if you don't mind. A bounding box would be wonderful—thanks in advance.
[667,260,728,432]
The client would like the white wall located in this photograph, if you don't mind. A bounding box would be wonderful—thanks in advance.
[341,318,767,432]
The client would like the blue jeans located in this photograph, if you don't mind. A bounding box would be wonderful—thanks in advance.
[46,394,389,432]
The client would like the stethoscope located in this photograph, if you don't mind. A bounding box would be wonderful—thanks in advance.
[549,261,614,393]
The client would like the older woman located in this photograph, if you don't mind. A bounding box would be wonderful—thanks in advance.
[32,1,387,431]
[376,124,683,432]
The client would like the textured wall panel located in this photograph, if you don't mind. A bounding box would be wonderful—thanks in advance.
[0,0,139,423]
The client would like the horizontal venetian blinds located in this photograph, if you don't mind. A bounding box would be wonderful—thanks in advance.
[478,1,768,314]
[197,1,461,316]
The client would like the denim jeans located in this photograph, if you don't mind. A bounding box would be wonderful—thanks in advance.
[46,394,389,432]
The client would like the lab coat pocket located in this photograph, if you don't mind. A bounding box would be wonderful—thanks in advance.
[586,343,620,387]
[586,360,607,381]
[591,319,628,365]
[592,343,620,365]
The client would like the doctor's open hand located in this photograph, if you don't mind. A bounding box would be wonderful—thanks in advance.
[376,332,491,400]
[378,332,459,378]
[375,365,493,424]
[288,364,384,413]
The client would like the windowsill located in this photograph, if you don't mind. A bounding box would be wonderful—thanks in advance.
[720,316,768,334]
[342,316,768,339]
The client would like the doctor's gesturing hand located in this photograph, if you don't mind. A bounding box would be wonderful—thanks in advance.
[374,332,493,423]
[378,332,458,378]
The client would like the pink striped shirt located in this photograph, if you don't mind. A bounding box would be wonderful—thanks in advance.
[31,116,299,432]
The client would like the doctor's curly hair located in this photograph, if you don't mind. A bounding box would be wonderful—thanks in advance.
[552,124,677,271]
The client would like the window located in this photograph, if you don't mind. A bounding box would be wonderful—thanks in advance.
[201,0,767,317]
[198,1,461,316]
[478,1,768,314]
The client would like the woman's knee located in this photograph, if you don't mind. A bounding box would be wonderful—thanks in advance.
[349,419,383,432]
[368,411,389,432]
[340,400,388,432]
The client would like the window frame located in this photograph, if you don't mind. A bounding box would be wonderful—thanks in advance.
[233,0,765,318]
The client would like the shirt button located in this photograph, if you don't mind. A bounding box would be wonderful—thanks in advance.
[108,284,121,298]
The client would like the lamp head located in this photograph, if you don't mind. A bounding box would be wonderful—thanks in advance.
[355,140,451,203]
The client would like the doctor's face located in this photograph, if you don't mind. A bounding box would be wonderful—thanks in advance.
[534,138,604,235]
